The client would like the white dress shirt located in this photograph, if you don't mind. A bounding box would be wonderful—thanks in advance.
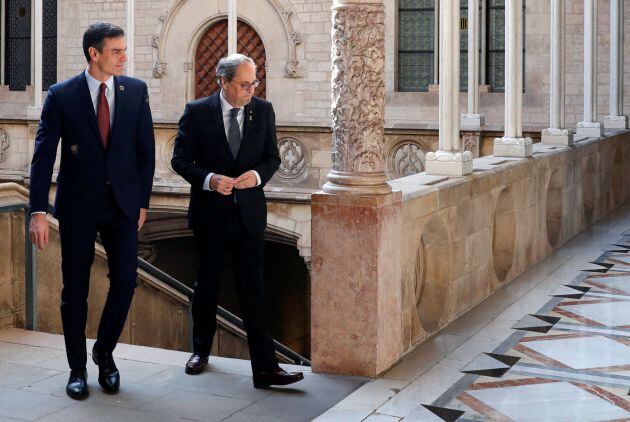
[84,68,115,126]
[203,90,261,190]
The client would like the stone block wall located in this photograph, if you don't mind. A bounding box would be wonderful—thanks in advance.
[394,131,630,356]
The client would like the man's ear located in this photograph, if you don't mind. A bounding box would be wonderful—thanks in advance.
[89,46,99,62]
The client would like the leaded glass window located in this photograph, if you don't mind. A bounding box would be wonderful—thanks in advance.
[398,0,435,92]
[43,0,57,90]
[5,0,31,91]
[460,0,468,91]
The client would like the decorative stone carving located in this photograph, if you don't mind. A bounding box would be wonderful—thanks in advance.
[425,150,474,176]
[138,242,158,263]
[324,3,390,194]
[162,135,177,174]
[183,62,193,72]
[0,129,10,164]
[463,134,480,158]
[284,61,303,78]
[389,141,427,178]
[277,137,308,179]
[493,136,533,158]
[153,62,168,78]
[542,128,573,146]
[151,34,160,48]
[289,31,302,46]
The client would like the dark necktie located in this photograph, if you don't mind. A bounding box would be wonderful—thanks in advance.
[228,107,241,159]
[97,83,110,149]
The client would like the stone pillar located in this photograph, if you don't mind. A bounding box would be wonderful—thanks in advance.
[604,0,627,129]
[228,0,237,55]
[323,0,391,195]
[425,0,473,176]
[576,0,603,138]
[461,0,484,130]
[494,0,532,157]
[542,0,573,145]
[126,0,135,77]
[311,0,402,377]
[27,0,43,118]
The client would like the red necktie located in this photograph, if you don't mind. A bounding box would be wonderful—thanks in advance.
[97,83,110,149]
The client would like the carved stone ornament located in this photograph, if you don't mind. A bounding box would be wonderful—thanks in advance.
[0,129,9,164]
[284,61,303,78]
[162,135,177,174]
[151,34,160,48]
[153,62,168,78]
[463,134,480,158]
[289,31,303,46]
[389,141,427,178]
[330,4,386,174]
[183,62,193,72]
[277,137,308,179]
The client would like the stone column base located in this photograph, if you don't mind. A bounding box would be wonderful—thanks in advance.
[460,113,485,130]
[541,128,574,146]
[323,171,392,196]
[576,121,604,138]
[604,115,628,129]
[493,137,533,157]
[425,150,473,176]
[311,191,402,376]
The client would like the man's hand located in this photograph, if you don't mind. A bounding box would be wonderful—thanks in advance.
[138,208,147,231]
[29,213,49,251]
[210,174,235,195]
[234,171,257,190]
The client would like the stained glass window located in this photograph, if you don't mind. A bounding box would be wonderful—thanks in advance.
[398,0,435,92]
[5,0,31,91]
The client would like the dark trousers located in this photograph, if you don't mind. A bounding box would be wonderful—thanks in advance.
[58,187,138,370]
[192,205,278,372]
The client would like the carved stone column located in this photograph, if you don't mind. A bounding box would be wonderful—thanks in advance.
[425,0,473,176]
[542,0,573,145]
[604,0,627,129]
[576,0,603,138]
[323,0,391,195]
[461,0,484,130]
[494,0,532,157]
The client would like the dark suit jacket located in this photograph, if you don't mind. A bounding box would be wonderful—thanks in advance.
[171,93,281,235]
[29,72,155,222]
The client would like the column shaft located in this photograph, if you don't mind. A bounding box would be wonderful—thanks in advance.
[493,0,532,156]
[228,0,238,55]
[426,0,473,176]
[127,0,135,77]
[542,0,573,145]
[605,0,627,128]
[323,1,390,194]
[462,0,484,130]
[577,0,603,137]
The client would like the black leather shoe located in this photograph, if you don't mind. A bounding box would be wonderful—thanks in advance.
[185,353,209,375]
[66,368,89,399]
[92,344,120,393]
[253,367,304,388]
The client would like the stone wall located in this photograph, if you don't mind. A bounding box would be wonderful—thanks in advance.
[311,130,630,376]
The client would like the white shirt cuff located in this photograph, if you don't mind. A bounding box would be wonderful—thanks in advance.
[31,211,47,216]
[203,172,215,191]
[252,170,261,187]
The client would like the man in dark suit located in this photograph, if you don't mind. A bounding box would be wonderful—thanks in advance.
[172,54,303,388]
[29,22,155,399]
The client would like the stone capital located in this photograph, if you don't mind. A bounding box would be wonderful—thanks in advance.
[425,150,473,177]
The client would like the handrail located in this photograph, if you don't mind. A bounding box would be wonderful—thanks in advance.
[0,200,310,367]
[137,258,311,366]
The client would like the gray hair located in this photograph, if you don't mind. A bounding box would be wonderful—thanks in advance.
[216,54,255,84]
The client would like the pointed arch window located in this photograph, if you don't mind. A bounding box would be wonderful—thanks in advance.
[195,19,266,99]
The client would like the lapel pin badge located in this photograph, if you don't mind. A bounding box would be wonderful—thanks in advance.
[119,85,125,91]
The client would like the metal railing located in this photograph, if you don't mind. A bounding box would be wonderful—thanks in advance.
[0,203,310,366]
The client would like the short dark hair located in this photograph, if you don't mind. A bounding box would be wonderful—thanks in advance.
[82,22,125,63]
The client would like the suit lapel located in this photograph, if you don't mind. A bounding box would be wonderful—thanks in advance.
[235,102,255,163]
[78,72,105,150]
[109,76,124,150]
[208,93,235,164]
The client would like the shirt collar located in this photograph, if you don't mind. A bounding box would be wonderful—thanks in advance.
[84,68,114,94]
[220,90,242,114]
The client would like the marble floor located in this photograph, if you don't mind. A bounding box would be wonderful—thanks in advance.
[0,329,365,421]
[318,206,630,422]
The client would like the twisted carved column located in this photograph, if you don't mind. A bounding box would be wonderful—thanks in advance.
[323,1,391,195]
